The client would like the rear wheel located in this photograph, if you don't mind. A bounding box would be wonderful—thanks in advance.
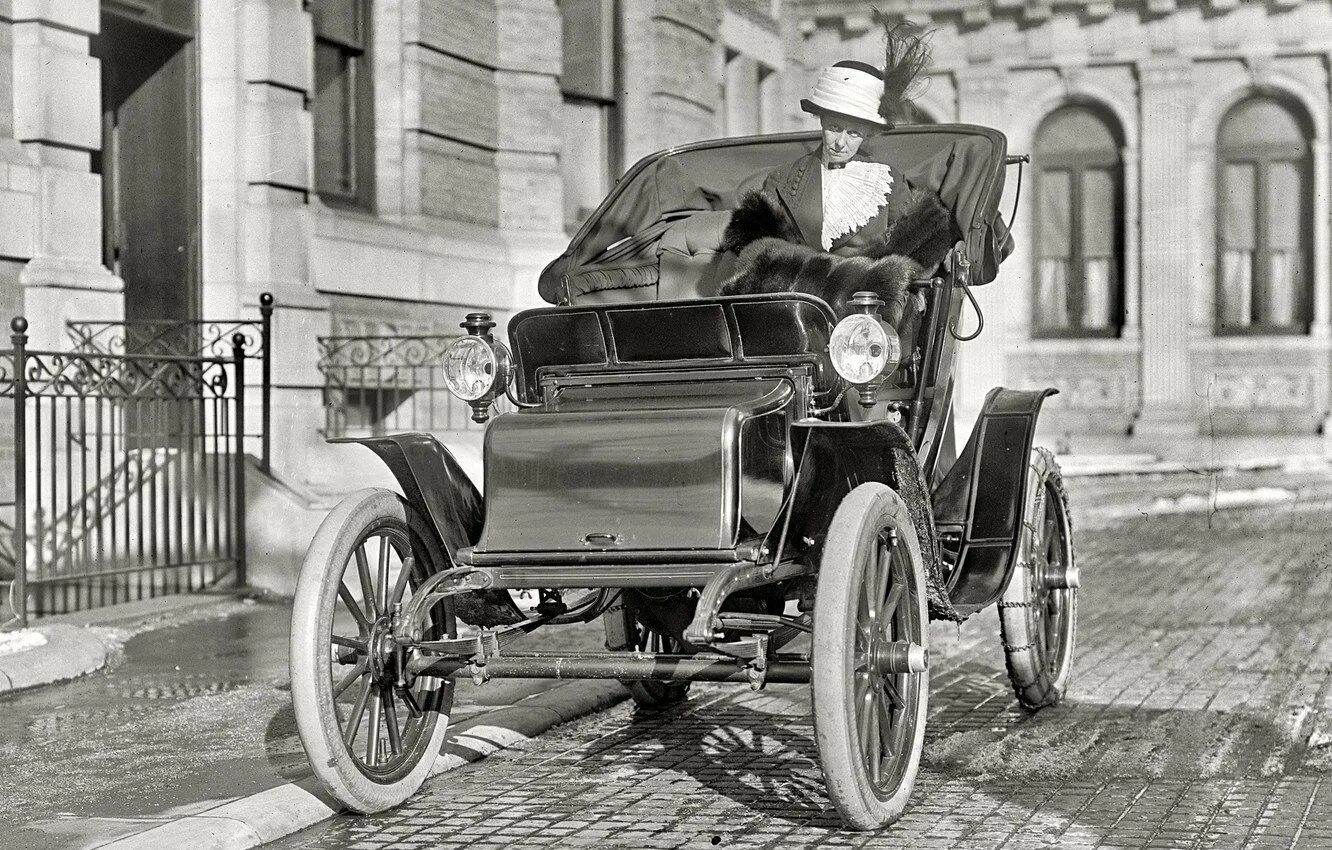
[812,483,929,830]
[999,448,1078,710]
[602,599,687,714]
[625,627,692,709]
[290,488,454,813]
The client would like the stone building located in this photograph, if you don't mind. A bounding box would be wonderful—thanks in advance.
[0,0,797,590]
[799,0,1332,458]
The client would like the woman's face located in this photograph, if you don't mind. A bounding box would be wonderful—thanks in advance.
[820,115,878,165]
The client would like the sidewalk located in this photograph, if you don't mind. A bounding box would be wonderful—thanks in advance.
[2,592,625,850]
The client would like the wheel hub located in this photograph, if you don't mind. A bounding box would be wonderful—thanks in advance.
[871,639,928,675]
[366,618,399,682]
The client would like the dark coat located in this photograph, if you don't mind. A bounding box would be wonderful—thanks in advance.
[762,149,916,256]
[718,147,959,322]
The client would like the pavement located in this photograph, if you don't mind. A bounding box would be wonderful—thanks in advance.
[270,465,1332,849]
[1,593,626,850]
[4,455,1332,848]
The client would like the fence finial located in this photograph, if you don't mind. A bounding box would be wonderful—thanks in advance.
[11,316,28,335]
[260,292,274,309]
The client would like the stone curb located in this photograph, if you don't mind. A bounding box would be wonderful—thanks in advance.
[94,679,630,850]
[0,623,111,695]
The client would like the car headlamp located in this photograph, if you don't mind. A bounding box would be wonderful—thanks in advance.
[442,313,512,423]
[829,292,901,408]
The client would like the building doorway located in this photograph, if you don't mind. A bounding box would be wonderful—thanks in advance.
[94,2,200,328]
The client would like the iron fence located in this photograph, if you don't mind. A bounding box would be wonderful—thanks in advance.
[317,334,507,437]
[65,292,273,473]
[1,319,248,626]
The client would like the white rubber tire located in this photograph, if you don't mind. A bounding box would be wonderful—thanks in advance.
[290,488,451,813]
[812,482,929,831]
[999,448,1077,710]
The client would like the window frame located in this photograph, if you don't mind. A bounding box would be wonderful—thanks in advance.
[1214,96,1313,337]
[312,0,376,212]
[1030,105,1126,340]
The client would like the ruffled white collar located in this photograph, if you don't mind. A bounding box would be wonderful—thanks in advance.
[821,161,895,250]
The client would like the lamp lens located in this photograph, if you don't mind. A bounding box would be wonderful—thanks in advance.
[829,314,898,384]
[442,337,498,402]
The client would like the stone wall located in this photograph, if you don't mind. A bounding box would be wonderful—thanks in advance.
[799,0,1332,453]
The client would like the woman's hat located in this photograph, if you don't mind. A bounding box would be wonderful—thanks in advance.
[801,20,933,128]
[800,63,888,127]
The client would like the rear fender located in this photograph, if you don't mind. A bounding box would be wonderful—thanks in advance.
[328,433,523,626]
[930,387,1057,616]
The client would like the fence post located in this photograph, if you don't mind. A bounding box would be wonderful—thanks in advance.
[10,317,27,627]
[258,292,273,475]
[232,334,248,589]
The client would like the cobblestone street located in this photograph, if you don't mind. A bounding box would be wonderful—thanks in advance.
[275,482,1332,849]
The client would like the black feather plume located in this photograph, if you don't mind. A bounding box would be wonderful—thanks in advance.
[876,16,933,123]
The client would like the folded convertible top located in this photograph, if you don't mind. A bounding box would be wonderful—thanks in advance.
[538,125,1014,305]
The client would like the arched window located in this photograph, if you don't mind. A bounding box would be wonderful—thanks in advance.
[1032,105,1125,337]
[1217,96,1313,334]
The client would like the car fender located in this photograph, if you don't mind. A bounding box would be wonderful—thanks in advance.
[327,433,524,626]
[930,387,1058,616]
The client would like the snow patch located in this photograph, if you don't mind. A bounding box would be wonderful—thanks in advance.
[0,629,47,656]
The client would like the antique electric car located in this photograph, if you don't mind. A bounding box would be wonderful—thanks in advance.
[289,124,1079,830]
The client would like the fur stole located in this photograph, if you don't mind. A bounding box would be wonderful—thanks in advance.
[722,237,920,325]
[718,186,957,318]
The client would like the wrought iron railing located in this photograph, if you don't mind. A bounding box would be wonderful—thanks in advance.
[317,334,507,437]
[1,318,249,626]
[65,293,273,473]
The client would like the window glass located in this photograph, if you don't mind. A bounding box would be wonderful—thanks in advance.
[1032,105,1124,337]
[1216,96,1311,334]
[313,0,373,210]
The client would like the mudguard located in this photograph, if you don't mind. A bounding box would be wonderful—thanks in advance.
[930,387,1057,617]
[789,420,959,621]
[328,433,523,626]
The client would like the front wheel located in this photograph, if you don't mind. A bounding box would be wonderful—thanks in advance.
[999,448,1078,710]
[290,488,454,813]
[812,483,929,831]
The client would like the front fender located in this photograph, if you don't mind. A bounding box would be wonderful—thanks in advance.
[328,433,523,626]
[930,387,1057,616]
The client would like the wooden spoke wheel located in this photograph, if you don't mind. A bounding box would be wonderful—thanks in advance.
[813,483,929,831]
[999,448,1078,710]
[290,488,455,813]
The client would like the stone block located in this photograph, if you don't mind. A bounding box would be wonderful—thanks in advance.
[245,88,311,192]
[418,134,498,226]
[11,36,101,150]
[495,72,560,153]
[418,0,498,69]
[494,0,560,75]
[0,188,35,258]
[7,161,37,193]
[19,257,122,349]
[496,150,562,232]
[243,0,312,93]
[244,202,312,290]
[36,166,100,261]
[10,0,99,35]
[418,51,498,150]
[653,17,720,112]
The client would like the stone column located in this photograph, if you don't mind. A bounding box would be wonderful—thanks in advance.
[495,0,569,312]
[1134,57,1195,438]
[1311,137,1330,338]
[952,68,1012,439]
[239,0,325,484]
[11,0,121,349]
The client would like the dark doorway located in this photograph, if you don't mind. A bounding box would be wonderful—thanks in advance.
[94,4,199,327]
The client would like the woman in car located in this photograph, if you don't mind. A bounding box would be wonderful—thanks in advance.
[719,20,957,323]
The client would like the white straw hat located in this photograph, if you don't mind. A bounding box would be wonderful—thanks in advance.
[800,63,888,127]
